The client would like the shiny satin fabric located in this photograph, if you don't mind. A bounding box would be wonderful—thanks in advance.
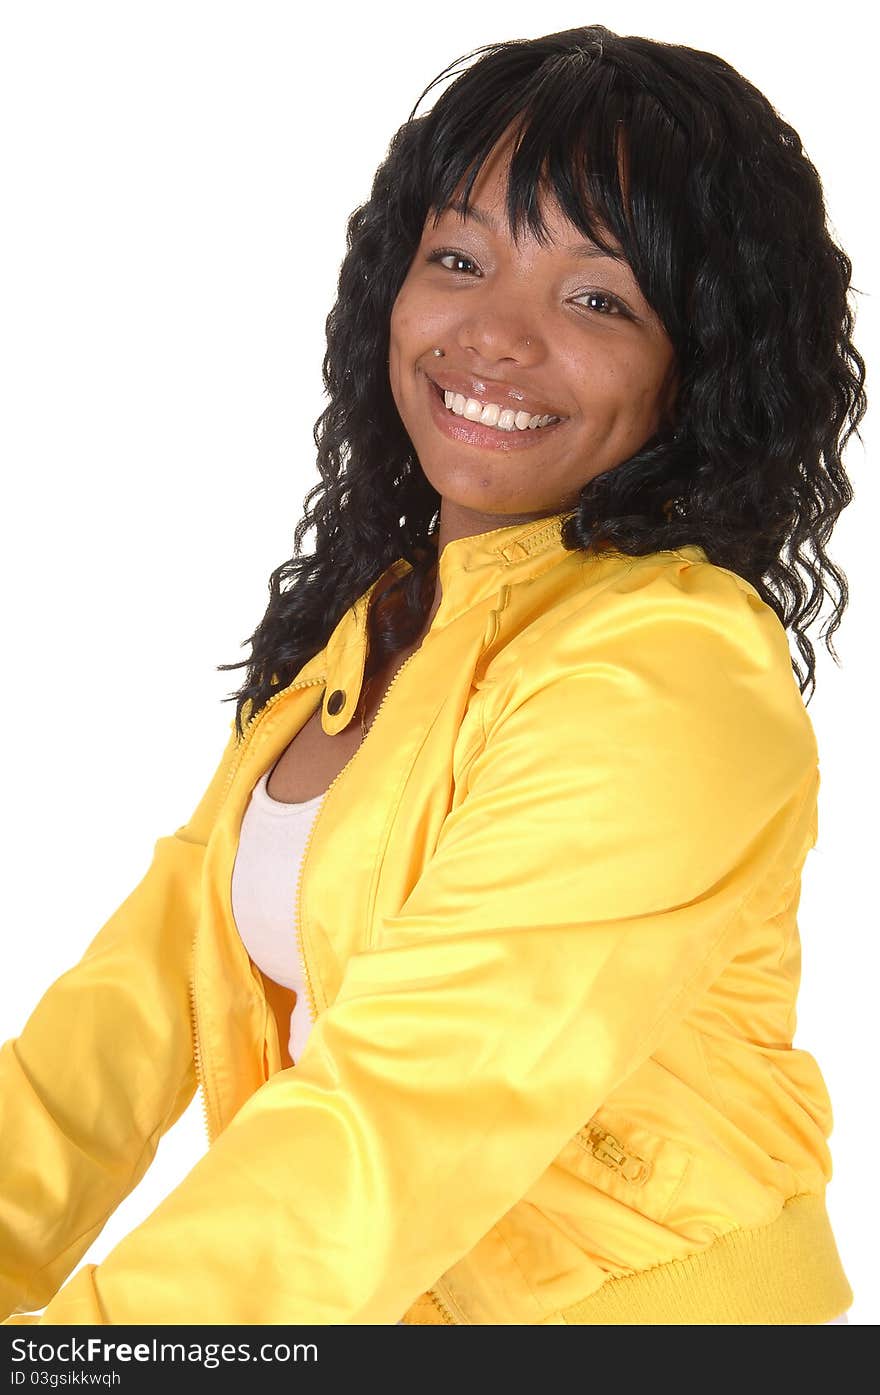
[0,512,853,1324]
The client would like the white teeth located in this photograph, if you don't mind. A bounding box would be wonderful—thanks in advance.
[441,389,561,432]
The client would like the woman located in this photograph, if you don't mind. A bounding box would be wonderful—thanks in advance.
[0,25,864,1325]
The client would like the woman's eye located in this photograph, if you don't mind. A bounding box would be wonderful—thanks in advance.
[426,249,479,274]
[574,290,626,316]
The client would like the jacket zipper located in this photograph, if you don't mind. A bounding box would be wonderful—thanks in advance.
[187,674,326,1146]
[292,647,423,1038]
[187,636,459,1318]
[189,640,424,1136]
[427,1289,457,1324]
[288,646,458,1323]
[187,973,213,1145]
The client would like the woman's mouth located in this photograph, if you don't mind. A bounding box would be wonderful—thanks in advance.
[425,374,568,451]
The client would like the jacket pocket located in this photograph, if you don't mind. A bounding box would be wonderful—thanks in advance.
[557,1104,693,1226]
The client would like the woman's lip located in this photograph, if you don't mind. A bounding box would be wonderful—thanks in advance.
[424,374,567,451]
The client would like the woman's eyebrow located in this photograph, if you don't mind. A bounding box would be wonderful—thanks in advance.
[438,196,627,264]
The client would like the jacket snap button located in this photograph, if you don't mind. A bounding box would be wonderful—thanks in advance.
[326,689,346,715]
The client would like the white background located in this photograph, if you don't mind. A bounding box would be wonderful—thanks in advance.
[1,1,876,1324]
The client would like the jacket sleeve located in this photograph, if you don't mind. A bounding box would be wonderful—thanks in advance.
[3,561,821,1325]
[0,715,242,1323]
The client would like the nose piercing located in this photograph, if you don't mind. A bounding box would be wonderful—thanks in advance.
[432,347,445,357]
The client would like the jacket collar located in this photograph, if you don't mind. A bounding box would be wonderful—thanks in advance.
[432,508,577,627]
[317,514,708,735]
[319,509,577,736]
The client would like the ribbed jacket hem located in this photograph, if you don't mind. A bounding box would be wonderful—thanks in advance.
[556,1192,851,1325]
[402,1193,852,1325]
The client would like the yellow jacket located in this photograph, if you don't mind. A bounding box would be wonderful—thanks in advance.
[0,512,853,1325]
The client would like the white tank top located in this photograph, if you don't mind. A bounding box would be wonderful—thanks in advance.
[230,758,326,1066]
[228,758,850,1326]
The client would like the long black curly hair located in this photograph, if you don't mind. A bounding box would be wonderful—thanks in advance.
[218,24,867,741]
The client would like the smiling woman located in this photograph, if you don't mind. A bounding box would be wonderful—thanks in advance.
[0,23,864,1326]
[209,22,865,731]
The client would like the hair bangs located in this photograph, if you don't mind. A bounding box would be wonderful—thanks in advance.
[417,49,691,352]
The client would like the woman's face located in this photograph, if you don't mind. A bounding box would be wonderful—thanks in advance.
[388,135,679,530]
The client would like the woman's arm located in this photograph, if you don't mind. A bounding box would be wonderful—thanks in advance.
[0,718,241,1321]
[3,563,820,1325]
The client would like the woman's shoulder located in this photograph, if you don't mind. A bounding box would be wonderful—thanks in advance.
[505,543,790,668]
[483,543,816,762]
